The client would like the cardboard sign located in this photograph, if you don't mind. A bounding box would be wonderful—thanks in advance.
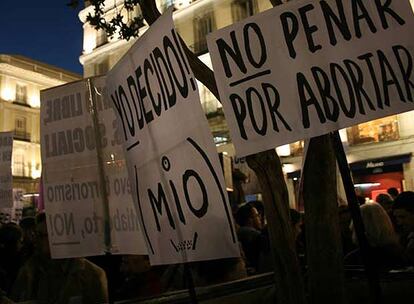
[0,132,13,209]
[106,9,239,265]
[40,77,147,258]
[208,0,414,156]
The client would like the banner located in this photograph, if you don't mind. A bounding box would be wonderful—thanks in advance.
[40,77,147,258]
[208,0,414,156]
[0,132,13,210]
[106,9,239,265]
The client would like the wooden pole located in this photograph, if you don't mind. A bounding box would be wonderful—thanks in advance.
[303,135,347,304]
[331,131,382,304]
[247,150,307,304]
[184,263,198,304]
[87,78,112,253]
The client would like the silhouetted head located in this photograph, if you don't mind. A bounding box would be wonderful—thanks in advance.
[393,191,414,234]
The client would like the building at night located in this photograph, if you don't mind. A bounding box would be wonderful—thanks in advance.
[79,0,414,205]
[0,55,80,193]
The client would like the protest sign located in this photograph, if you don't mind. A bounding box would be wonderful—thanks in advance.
[208,0,414,156]
[106,9,239,265]
[40,76,147,258]
[0,132,13,210]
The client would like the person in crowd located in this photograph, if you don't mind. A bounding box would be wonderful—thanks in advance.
[345,203,404,270]
[11,213,109,304]
[195,257,247,286]
[236,203,262,272]
[387,187,399,200]
[0,223,23,295]
[249,200,266,228]
[19,217,36,261]
[256,208,303,273]
[230,169,247,212]
[376,194,393,214]
[338,205,356,256]
[115,255,164,300]
[393,191,414,265]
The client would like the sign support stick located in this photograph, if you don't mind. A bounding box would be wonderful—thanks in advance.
[331,131,382,304]
[87,78,112,253]
[184,263,198,304]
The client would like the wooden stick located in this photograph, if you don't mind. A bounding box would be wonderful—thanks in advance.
[331,131,382,304]
[87,78,112,253]
[184,263,198,304]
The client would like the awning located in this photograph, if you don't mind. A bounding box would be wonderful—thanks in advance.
[286,153,412,179]
[350,153,412,170]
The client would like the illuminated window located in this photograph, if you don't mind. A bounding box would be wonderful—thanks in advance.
[231,0,257,23]
[14,117,30,141]
[347,116,399,145]
[13,152,25,177]
[94,58,109,75]
[201,86,221,115]
[193,10,215,54]
[15,84,27,103]
[96,29,108,47]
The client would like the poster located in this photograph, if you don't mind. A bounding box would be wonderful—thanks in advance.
[106,9,239,265]
[208,0,414,156]
[40,77,147,258]
[0,132,13,210]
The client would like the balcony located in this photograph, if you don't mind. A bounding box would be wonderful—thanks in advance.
[189,39,208,56]
[13,130,31,142]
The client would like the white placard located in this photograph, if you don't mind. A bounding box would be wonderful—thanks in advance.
[106,10,239,265]
[0,132,13,210]
[40,77,147,258]
[208,0,414,156]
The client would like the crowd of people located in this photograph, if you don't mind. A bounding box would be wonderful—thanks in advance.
[0,188,413,303]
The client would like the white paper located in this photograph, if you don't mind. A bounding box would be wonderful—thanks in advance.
[106,9,239,265]
[40,77,147,258]
[208,0,414,156]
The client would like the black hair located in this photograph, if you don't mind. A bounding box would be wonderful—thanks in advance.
[19,217,36,230]
[393,191,414,214]
[236,204,255,227]
[387,187,399,198]
[36,212,46,225]
[0,223,22,247]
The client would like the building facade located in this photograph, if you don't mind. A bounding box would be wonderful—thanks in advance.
[0,55,80,194]
[79,0,414,206]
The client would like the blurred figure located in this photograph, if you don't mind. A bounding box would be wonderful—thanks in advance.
[338,205,356,256]
[249,200,265,228]
[393,191,414,265]
[0,223,23,294]
[19,217,36,261]
[387,187,399,200]
[256,209,303,273]
[236,203,262,272]
[289,209,302,241]
[195,257,247,286]
[11,213,108,304]
[345,203,404,270]
[115,255,163,300]
[230,169,247,211]
[376,193,393,214]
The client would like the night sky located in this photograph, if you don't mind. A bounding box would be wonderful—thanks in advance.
[0,1,84,75]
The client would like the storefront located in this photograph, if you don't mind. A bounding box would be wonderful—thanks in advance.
[350,154,412,201]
